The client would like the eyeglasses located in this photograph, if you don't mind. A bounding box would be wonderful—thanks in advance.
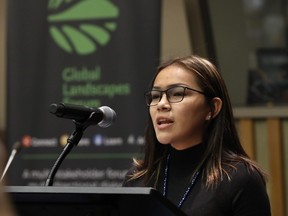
[144,86,206,106]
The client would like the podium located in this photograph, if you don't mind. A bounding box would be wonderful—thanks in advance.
[6,186,186,216]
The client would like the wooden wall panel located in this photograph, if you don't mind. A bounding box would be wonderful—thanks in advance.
[238,119,255,159]
[267,118,285,216]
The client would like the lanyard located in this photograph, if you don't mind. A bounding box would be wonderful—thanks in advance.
[163,153,201,208]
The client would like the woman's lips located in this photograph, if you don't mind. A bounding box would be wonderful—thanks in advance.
[156,118,174,129]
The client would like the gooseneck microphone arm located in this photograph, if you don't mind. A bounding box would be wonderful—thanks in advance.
[44,126,82,186]
[45,111,101,186]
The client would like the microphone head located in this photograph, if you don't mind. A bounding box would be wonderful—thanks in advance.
[98,106,117,128]
[12,141,22,153]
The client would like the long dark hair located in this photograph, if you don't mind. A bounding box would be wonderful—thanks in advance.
[130,55,267,188]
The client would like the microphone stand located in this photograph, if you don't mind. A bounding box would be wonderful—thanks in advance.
[45,112,102,186]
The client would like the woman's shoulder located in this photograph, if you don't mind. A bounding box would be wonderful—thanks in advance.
[218,161,271,215]
[122,165,145,187]
[223,161,265,186]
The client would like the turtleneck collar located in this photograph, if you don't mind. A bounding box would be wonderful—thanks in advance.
[169,143,205,167]
[158,143,205,204]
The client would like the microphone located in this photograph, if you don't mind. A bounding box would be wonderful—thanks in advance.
[49,103,116,128]
[1,142,22,182]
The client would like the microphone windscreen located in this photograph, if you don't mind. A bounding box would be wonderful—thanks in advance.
[98,106,117,128]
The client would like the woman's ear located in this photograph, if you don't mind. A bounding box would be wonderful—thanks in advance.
[210,97,222,119]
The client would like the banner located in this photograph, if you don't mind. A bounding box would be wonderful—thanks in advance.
[7,0,161,186]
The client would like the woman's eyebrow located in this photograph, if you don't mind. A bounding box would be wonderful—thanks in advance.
[152,83,189,89]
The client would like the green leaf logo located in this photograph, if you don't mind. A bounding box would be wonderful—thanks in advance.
[47,0,119,55]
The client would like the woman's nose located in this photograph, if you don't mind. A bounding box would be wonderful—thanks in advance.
[157,93,171,110]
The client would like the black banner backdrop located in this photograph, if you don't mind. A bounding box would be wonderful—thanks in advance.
[7,0,161,186]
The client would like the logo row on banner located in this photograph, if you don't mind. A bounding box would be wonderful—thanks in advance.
[19,134,145,148]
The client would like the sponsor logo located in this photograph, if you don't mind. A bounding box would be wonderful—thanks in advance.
[21,135,58,147]
[47,0,120,55]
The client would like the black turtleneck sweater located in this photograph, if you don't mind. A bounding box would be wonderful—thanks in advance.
[123,144,271,216]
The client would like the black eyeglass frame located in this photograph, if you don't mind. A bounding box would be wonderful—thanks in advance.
[144,86,208,106]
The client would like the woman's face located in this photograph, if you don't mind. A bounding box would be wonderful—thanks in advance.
[149,65,211,150]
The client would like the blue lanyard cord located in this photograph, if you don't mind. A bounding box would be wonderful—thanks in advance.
[163,153,201,208]
[162,154,170,197]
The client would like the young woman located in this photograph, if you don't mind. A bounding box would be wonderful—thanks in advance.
[123,55,271,215]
